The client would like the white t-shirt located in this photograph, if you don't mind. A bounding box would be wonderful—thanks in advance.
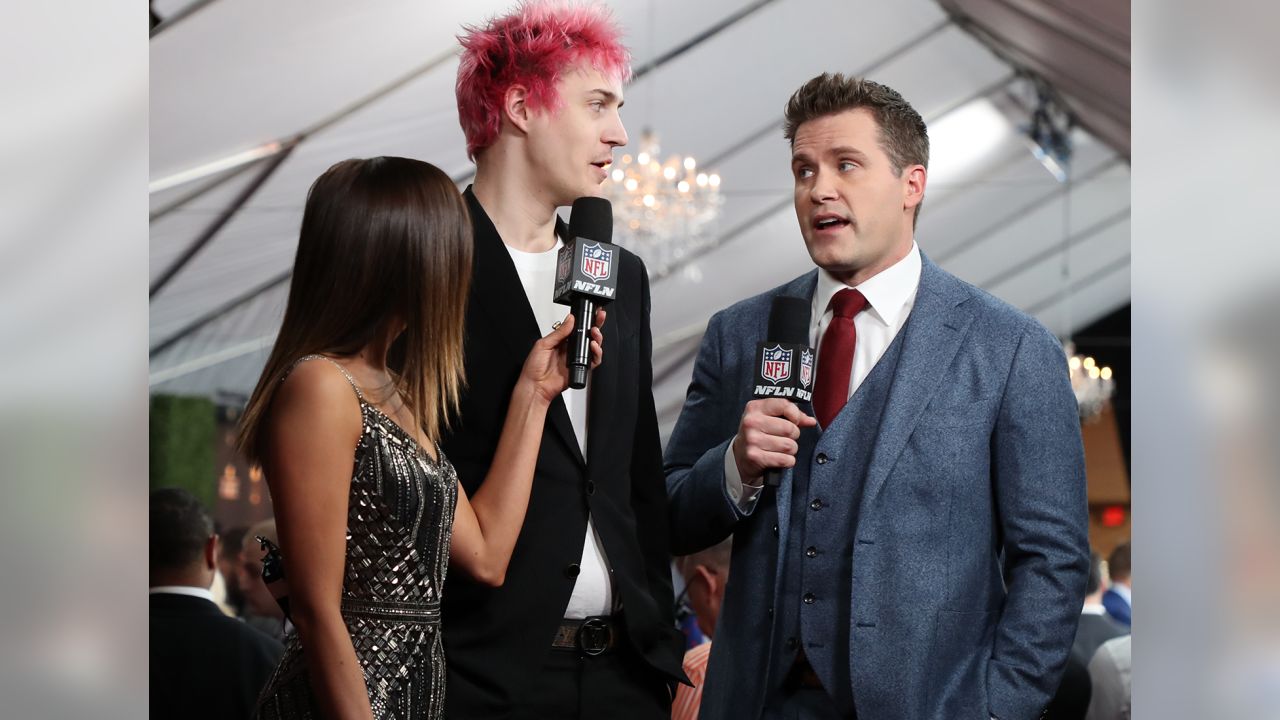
[504,239,614,619]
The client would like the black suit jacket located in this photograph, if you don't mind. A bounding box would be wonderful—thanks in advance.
[149,591,284,720]
[440,188,685,715]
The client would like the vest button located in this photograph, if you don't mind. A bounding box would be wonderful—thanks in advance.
[810,499,824,511]
[803,592,816,605]
[785,637,798,650]
[805,546,818,558]
[585,481,596,496]
[816,453,828,465]
[767,606,774,617]
[772,523,779,536]
[564,563,580,578]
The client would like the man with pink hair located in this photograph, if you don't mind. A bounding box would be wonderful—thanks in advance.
[439,3,687,718]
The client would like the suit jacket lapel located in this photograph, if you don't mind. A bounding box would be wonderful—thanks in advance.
[585,291,621,471]
[465,187,586,468]
[859,254,976,511]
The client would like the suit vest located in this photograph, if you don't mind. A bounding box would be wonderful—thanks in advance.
[771,323,908,714]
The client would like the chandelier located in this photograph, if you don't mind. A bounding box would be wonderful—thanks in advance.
[1064,342,1115,421]
[603,129,723,278]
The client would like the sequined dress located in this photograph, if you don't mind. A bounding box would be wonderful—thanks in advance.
[255,356,458,720]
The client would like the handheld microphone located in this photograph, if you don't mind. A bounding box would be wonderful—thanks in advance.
[554,197,619,389]
[753,296,815,487]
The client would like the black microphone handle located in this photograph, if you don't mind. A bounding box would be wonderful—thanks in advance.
[567,296,595,389]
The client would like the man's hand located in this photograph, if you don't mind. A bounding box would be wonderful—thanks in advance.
[731,398,818,486]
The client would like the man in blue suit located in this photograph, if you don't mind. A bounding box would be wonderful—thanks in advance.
[664,74,1090,720]
[1101,541,1132,628]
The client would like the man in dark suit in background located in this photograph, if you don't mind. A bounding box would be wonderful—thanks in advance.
[665,74,1090,719]
[1074,551,1128,665]
[150,488,283,720]
[439,5,685,718]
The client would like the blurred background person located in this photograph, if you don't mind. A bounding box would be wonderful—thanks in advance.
[239,518,288,641]
[1103,541,1132,628]
[672,537,732,720]
[216,524,249,616]
[150,488,283,720]
[1086,635,1131,720]
[1045,656,1092,720]
[1074,550,1128,665]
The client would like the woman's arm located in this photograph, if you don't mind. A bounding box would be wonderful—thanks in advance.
[262,360,373,720]
[449,310,603,586]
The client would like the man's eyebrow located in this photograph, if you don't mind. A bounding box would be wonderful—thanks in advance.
[828,146,869,161]
[792,146,869,164]
[588,88,622,106]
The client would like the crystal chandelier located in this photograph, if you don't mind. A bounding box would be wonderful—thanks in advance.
[1064,342,1115,421]
[603,129,723,278]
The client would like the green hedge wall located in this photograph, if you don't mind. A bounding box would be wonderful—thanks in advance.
[150,394,217,506]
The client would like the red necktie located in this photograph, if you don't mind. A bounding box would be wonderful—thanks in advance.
[814,288,867,427]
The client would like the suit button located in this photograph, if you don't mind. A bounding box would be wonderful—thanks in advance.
[805,546,818,558]
[803,592,816,605]
[585,481,596,496]
[785,637,798,650]
[564,563,580,578]
[816,453,828,465]
[810,499,823,511]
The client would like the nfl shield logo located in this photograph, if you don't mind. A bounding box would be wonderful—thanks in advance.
[799,348,814,388]
[761,344,793,384]
[557,246,572,283]
[581,242,613,282]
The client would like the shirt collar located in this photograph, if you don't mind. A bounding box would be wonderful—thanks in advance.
[1081,603,1107,615]
[150,585,216,603]
[812,241,922,328]
[1112,583,1131,604]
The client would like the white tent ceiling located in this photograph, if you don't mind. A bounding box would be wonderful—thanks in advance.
[149,0,1130,439]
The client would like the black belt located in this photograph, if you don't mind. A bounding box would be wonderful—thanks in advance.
[551,615,619,656]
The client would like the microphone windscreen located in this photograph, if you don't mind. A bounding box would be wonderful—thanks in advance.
[767,296,810,345]
[569,197,613,244]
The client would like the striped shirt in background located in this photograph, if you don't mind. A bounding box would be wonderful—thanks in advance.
[671,642,713,720]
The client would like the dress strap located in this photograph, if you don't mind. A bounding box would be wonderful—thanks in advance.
[287,354,366,402]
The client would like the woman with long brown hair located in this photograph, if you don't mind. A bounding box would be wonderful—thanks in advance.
[236,157,602,720]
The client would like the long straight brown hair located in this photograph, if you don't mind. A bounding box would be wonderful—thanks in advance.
[237,157,472,463]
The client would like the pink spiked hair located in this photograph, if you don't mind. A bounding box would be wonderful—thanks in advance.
[456,1,632,160]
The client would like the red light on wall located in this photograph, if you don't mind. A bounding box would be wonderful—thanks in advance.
[1101,505,1127,527]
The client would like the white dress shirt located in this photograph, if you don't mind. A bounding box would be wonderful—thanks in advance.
[725,242,923,510]
[149,585,216,602]
[504,239,614,619]
[1081,602,1108,616]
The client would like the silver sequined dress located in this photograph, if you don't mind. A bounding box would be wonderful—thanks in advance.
[255,356,457,720]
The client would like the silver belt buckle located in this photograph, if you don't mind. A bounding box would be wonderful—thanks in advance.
[577,617,610,656]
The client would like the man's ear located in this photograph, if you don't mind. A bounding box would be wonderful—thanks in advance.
[204,535,219,571]
[694,564,718,597]
[503,84,533,134]
[903,164,926,212]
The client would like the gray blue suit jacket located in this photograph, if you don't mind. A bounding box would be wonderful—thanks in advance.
[665,255,1090,720]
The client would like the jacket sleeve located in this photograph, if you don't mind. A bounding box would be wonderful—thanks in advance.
[663,308,750,557]
[986,319,1091,720]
